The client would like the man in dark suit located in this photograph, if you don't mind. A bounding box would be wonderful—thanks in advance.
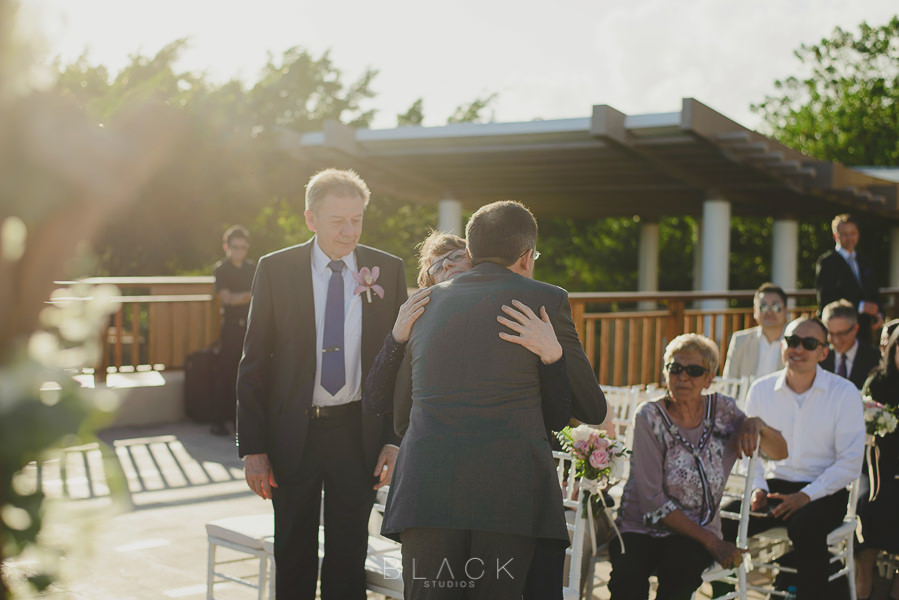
[236,169,407,600]
[819,299,881,389]
[815,213,882,344]
[382,200,606,599]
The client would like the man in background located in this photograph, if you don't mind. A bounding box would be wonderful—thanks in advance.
[819,299,880,389]
[211,225,254,436]
[816,213,882,344]
[722,282,787,380]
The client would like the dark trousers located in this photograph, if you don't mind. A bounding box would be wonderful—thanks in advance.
[608,532,712,600]
[720,478,849,600]
[522,540,565,600]
[213,319,244,424]
[401,527,536,600]
[271,403,374,600]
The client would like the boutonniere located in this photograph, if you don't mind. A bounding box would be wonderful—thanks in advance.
[352,266,385,303]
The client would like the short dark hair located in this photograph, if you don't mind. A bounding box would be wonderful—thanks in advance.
[755,282,787,306]
[223,225,250,245]
[831,213,859,235]
[821,299,858,325]
[466,200,537,266]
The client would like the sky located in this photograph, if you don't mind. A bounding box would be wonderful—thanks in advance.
[19,0,899,131]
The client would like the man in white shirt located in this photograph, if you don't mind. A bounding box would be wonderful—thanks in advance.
[729,317,865,599]
[819,299,881,389]
[721,283,786,379]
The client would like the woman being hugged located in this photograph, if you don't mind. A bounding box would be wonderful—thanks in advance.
[609,334,787,600]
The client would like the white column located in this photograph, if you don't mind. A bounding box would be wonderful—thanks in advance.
[438,198,462,236]
[771,218,798,292]
[891,227,899,288]
[700,197,731,312]
[638,221,659,310]
[692,218,703,291]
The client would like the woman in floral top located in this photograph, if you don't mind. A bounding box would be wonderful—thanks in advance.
[609,334,787,600]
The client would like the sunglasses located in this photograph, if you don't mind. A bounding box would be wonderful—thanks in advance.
[758,302,783,313]
[426,249,468,278]
[665,362,709,377]
[784,335,825,350]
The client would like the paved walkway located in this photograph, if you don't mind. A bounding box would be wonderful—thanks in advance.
[2,421,766,599]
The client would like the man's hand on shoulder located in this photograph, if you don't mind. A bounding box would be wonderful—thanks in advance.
[373,445,399,490]
[244,453,278,500]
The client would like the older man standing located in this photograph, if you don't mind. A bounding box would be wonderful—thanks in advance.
[237,169,407,599]
[819,299,881,389]
[722,317,865,599]
[722,283,787,379]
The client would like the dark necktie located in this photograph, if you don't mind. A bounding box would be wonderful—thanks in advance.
[321,260,345,395]
[837,353,848,379]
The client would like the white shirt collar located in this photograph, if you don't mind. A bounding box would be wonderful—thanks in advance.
[835,245,855,260]
[311,236,358,274]
[837,339,859,362]
[772,364,830,394]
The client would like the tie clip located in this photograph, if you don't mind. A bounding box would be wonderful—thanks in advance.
[322,347,342,353]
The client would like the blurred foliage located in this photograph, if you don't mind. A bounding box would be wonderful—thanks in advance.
[752,15,899,291]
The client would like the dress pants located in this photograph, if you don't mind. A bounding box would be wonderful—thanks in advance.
[214,319,244,425]
[720,478,849,600]
[608,532,712,600]
[271,403,374,600]
[401,527,536,600]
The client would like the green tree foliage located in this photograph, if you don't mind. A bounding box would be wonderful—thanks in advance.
[447,93,497,124]
[396,98,424,127]
[753,16,899,291]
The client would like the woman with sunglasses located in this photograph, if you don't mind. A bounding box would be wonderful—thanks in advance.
[854,326,899,600]
[608,333,787,600]
[363,231,574,600]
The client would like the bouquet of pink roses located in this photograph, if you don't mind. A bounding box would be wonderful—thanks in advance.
[556,424,630,518]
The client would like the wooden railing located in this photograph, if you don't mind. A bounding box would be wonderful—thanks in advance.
[69,277,899,387]
[570,289,899,386]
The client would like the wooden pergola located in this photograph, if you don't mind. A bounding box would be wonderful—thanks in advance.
[280,98,899,295]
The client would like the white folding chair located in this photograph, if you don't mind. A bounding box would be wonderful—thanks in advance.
[555,450,590,600]
[600,385,642,450]
[699,450,761,600]
[710,376,752,410]
[745,476,861,599]
[206,514,275,600]
[364,490,403,599]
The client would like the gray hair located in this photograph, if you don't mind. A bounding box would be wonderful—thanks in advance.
[663,333,719,376]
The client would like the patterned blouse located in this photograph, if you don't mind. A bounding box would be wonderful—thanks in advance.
[617,393,745,538]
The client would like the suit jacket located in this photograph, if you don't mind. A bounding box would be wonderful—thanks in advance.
[236,239,406,483]
[815,249,880,312]
[721,327,784,379]
[820,341,881,390]
[381,262,607,544]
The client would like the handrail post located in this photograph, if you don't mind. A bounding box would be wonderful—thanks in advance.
[570,297,586,349]
[666,299,685,345]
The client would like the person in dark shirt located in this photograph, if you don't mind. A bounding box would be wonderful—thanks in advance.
[211,225,255,436]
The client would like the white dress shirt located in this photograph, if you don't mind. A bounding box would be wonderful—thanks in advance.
[832,339,859,380]
[745,366,865,501]
[310,237,363,407]
[755,329,783,378]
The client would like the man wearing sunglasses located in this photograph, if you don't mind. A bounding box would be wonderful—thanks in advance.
[725,317,865,599]
[722,283,787,379]
[819,300,881,390]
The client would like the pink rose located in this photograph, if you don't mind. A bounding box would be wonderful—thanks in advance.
[589,449,610,469]
[574,440,589,459]
[592,436,610,451]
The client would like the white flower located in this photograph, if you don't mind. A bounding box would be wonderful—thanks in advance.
[570,424,595,444]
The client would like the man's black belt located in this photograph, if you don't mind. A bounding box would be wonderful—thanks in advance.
[306,401,360,420]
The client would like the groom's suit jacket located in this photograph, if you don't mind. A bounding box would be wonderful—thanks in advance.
[381,262,606,544]
[236,239,406,483]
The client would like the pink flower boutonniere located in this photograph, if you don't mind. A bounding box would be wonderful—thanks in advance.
[353,266,385,303]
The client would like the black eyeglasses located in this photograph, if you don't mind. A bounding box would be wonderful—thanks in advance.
[784,335,825,350]
[665,362,709,377]
[426,249,468,278]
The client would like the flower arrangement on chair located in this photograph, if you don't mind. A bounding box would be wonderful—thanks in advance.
[861,396,897,501]
[556,424,630,552]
